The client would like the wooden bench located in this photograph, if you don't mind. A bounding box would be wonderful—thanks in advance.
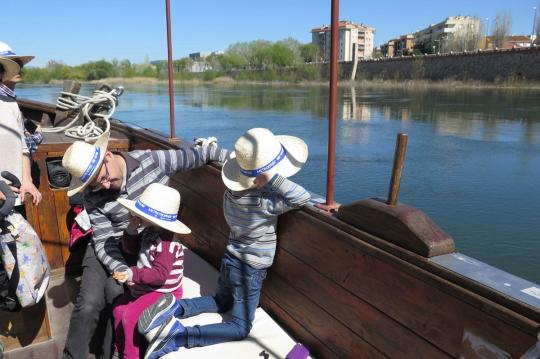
[164,248,309,359]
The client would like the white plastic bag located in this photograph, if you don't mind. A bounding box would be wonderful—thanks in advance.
[0,212,50,308]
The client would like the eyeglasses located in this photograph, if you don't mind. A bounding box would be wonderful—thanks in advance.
[90,161,111,190]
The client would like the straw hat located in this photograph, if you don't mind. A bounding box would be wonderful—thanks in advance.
[117,183,191,234]
[0,57,20,83]
[0,42,35,65]
[222,128,308,191]
[62,132,110,197]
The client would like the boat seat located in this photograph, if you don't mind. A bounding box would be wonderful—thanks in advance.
[162,247,307,359]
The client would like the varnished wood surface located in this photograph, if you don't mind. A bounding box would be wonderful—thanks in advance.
[36,130,129,153]
[172,162,539,358]
[337,198,455,257]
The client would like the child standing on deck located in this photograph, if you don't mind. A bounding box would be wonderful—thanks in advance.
[138,127,311,359]
[111,183,191,359]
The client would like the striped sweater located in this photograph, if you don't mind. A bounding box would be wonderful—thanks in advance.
[123,229,185,293]
[82,144,229,273]
[223,174,311,269]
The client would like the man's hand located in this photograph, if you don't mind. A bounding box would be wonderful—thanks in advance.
[254,172,275,189]
[194,136,218,147]
[19,181,41,205]
[0,191,5,201]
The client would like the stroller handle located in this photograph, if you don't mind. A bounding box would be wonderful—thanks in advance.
[0,171,20,219]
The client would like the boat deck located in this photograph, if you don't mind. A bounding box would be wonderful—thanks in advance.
[4,247,302,359]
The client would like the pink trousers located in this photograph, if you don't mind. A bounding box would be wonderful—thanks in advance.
[112,288,183,359]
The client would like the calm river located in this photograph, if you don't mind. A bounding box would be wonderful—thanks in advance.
[17,83,540,283]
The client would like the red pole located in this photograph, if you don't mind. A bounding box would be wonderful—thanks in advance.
[325,0,339,206]
[165,0,176,142]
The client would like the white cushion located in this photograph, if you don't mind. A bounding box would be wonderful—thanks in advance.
[161,248,306,358]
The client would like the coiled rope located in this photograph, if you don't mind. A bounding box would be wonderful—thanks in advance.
[42,86,124,141]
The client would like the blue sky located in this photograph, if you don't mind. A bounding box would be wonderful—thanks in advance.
[3,0,538,67]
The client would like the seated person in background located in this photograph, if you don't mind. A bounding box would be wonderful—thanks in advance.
[139,128,311,359]
[61,134,228,359]
[111,183,191,359]
[0,45,41,206]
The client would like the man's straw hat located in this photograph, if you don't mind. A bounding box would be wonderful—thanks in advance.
[0,42,35,65]
[0,57,20,83]
[62,132,110,197]
[117,183,191,234]
[222,128,308,191]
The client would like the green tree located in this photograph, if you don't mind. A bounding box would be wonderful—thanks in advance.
[81,60,116,80]
[300,44,320,63]
[269,43,295,68]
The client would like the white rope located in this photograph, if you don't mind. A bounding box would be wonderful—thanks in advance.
[42,87,124,141]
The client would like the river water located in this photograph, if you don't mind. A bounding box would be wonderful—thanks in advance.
[17,83,540,283]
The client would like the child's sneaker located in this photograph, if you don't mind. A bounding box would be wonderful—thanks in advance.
[144,316,187,359]
[138,293,181,341]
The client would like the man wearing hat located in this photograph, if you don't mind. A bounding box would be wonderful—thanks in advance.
[61,134,228,359]
[0,42,41,206]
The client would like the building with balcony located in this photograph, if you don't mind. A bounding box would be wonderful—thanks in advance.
[414,16,481,53]
[381,34,415,57]
[311,20,375,61]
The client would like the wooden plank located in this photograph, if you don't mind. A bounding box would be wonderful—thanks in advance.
[276,212,537,357]
[0,299,51,351]
[174,165,224,207]
[52,190,71,266]
[271,248,450,358]
[31,152,64,268]
[307,204,540,324]
[36,131,129,153]
[260,293,339,359]
[262,272,387,358]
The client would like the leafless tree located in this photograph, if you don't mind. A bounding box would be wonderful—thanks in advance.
[445,19,482,52]
[491,11,512,48]
[535,2,540,44]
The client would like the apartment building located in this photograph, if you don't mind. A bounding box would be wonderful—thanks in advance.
[311,20,375,61]
[414,16,481,53]
[381,34,415,57]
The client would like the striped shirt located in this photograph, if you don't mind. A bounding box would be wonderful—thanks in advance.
[223,174,311,269]
[0,83,16,99]
[124,229,185,293]
[83,144,229,273]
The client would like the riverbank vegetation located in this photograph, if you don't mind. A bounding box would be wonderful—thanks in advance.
[23,38,324,83]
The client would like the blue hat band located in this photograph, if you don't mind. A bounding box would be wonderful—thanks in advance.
[0,50,17,56]
[135,200,177,222]
[80,147,101,182]
[239,145,286,177]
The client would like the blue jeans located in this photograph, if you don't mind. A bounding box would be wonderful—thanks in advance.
[178,251,267,348]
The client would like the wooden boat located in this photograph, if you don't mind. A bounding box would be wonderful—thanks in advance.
[2,0,540,357]
[0,94,537,358]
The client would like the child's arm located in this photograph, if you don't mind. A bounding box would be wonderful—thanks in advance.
[266,174,311,214]
[128,237,183,287]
